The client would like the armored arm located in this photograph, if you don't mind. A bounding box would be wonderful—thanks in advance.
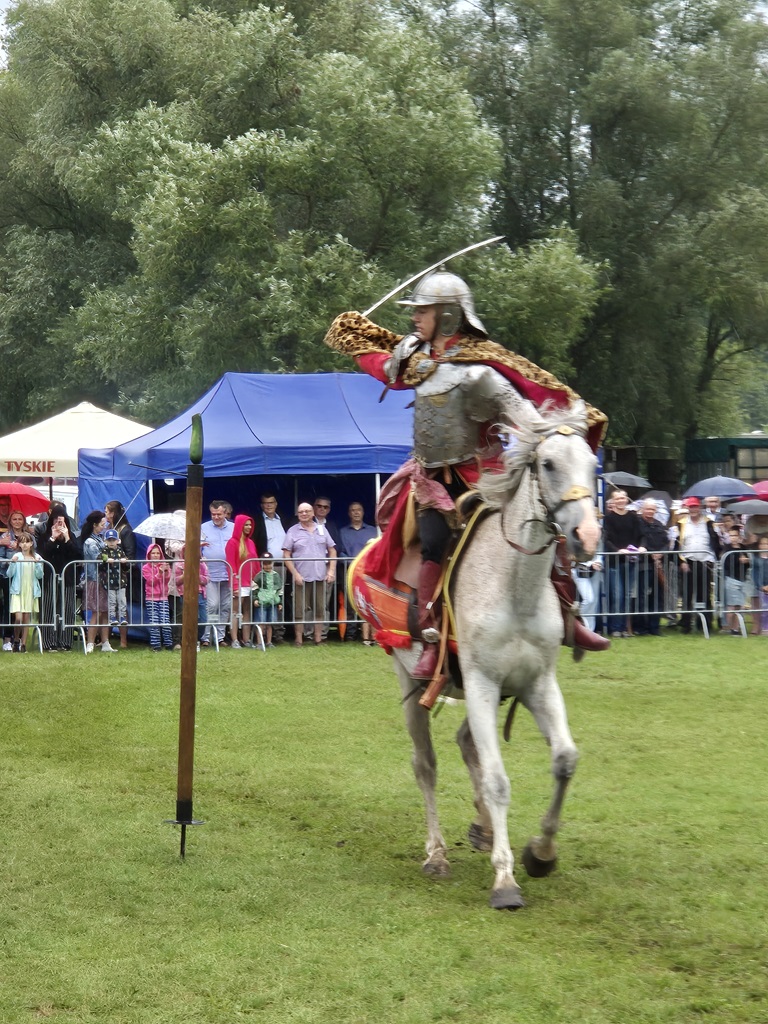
[463,365,545,432]
[383,333,424,384]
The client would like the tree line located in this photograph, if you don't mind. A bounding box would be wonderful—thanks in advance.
[1,0,768,449]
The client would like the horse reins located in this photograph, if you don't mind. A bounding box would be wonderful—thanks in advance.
[502,426,592,557]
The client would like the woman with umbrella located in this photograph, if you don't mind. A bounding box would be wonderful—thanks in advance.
[105,500,137,649]
[37,502,82,651]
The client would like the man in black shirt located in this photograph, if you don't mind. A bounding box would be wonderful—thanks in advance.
[636,499,670,635]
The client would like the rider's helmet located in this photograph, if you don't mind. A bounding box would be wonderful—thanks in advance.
[397,269,487,337]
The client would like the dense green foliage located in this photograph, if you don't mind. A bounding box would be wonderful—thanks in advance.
[1,0,768,444]
[2,640,767,1022]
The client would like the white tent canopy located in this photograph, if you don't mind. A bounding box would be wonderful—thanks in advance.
[0,402,151,478]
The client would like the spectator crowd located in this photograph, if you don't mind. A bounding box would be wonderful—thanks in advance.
[1,486,766,652]
[577,490,768,638]
[0,492,381,653]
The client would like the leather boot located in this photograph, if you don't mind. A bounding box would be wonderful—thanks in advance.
[412,560,443,680]
[551,541,610,654]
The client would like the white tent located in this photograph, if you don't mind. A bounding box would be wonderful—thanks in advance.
[0,402,151,478]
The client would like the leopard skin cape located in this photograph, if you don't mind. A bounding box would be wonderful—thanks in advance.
[324,310,608,444]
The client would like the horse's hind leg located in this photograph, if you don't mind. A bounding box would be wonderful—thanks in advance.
[521,677,578,878]
[456,718,493,853]
[395,661,450,877]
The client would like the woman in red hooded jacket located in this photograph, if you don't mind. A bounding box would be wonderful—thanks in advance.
[225,515,260,648]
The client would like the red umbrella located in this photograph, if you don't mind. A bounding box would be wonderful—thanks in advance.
[0,481,50,516]
[752,481,768,499]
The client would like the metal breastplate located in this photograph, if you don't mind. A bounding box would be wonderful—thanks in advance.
[412,362,484,468]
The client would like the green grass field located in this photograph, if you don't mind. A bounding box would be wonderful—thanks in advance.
[2,634,766,1023]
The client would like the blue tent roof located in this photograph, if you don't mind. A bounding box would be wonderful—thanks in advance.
[78,373,414,522]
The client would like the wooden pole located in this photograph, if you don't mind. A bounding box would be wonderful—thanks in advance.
[169,414,205,857]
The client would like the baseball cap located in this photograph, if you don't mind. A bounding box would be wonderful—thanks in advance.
[104,528,119,539]
[682,497,701,508]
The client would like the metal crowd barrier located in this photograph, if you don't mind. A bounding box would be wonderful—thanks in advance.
[0,555,59,653]
[5,547,765,654]
[583,548,766,639]
[55,555,362,653]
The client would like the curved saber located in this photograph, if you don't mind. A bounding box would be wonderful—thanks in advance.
[363,235,505,318]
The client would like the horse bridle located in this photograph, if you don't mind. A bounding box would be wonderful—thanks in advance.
[502,425,593,556]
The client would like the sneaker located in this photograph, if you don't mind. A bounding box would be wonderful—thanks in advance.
[2,641,12,651]
[101,641,116,653]
[110,619,119,627]
[230,640,241,649]
[265,642,274,649]
[119,619,128,626]
[173,644,182,650]
[19,644,26,653]
[85,642,94,655]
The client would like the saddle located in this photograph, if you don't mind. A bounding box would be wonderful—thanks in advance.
[348,487,605,708]
[347,492,493,707]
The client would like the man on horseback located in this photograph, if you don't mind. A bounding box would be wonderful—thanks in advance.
[325,270,609,679]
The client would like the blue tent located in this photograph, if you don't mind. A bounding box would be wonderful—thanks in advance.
[78,372,414,524]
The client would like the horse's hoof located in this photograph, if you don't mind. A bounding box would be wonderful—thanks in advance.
[422,857,451,879]
[521,840,558,878]
[489,886,525,910]
[467,822,493,853]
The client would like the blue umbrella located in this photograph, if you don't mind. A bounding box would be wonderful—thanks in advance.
[683,475,756,499]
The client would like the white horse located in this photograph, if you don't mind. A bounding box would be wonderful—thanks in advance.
[392,401,601,910]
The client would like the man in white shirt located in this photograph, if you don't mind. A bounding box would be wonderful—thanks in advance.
[201,500,235,645]
[260,492,286,556]
[677,497,721,633]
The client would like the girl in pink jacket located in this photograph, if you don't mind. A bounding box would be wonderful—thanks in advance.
[142,543,173,651]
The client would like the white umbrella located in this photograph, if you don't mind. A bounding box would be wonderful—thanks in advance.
[603,471,652,489]
[134,511,192,541]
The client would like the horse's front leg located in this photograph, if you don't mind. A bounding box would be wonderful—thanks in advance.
[463,676,525,910]
[520,675,578,877]
[395,660,450,877]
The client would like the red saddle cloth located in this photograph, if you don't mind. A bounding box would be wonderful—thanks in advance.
[348,480,460,656]
[348,541,415,654]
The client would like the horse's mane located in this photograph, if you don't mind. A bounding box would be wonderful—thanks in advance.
[477,401,589,510]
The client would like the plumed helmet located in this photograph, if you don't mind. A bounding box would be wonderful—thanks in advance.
[397,270,487,335]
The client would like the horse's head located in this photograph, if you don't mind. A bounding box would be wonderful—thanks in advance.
[533,418,601,562]
[480,401,601,562]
